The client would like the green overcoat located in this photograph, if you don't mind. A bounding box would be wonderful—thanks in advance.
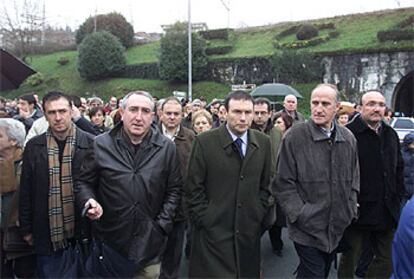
[185,125,272,278]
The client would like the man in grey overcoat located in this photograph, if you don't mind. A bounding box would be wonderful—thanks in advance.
[274,84,360,278]
[185,91,273,278]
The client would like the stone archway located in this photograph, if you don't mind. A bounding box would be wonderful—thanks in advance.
[393,70,414,117]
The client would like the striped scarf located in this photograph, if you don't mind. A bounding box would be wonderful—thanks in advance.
[47,124,76,251]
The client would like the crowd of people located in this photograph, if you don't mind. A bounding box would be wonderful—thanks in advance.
[0,84,413,279]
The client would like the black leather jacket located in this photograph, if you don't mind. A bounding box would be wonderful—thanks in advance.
[75,122,182,268]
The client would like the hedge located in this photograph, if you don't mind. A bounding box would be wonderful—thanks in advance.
[205,45,233,55]
[115,63,160,79]
[275,25,301,39]
[377,29,414,42]
[274,33,335,49]
[199,29,232,40]
[397,15,414,29]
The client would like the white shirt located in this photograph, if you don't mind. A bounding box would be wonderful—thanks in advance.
[226,124,248,157]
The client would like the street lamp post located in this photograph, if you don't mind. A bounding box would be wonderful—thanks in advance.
[188,0,192,102]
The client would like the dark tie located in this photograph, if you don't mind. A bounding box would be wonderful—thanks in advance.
[234,137,244,158]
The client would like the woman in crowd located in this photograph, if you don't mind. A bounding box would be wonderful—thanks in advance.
[89,106,109,134]
[268,111,293,257]
[192,110,213,134]
[336,111,350,126]
[0,119,36,278]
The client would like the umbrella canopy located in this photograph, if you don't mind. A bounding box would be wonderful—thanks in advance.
[250,83,302,101]
[1,48,36,92]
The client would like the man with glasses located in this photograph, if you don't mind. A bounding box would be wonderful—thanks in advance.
[339,90,405,278]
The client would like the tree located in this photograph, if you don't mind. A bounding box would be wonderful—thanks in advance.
[159,22,208,82]
[75,12,134,48]
[271,49,324,84]
[0,0,43,58]
[77,31,126,80]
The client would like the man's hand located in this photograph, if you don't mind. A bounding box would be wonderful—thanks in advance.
[23,234,34,246]
[71,104,81,119]
[84,198,103,220]
[19,108,31,119]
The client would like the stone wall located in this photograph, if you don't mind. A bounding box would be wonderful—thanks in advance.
[322,51,414,104]
[207,57,273,85]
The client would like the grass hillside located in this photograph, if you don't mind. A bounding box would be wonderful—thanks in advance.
[3,7,412,106]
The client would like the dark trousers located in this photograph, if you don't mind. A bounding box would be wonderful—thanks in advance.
[36,250,64,278]
[1,254,36,278]
[269,225,284,251]
[294,242,336,279]
[160,220,186,279]
[338,227,394,278]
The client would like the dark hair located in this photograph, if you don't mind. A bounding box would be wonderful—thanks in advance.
[224,91,254,111]
[89,106,105,119]
[71,95,82,108]
[161,96,182,110]
[42,91,71,112]
[274,111,293,131]
[254,97,271,112]
[19,93,37,106]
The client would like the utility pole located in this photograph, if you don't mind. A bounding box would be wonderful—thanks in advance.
[94,6,97,32]
[188,0,192,102]
[41,0,45,46]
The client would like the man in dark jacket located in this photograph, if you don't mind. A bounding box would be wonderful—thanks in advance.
[185,91,273,278]
[158,96,195,279]
[278,94,305,125]
[275,84,359,278]
[13,93,43,133]
[19,91,94,277]
[75,91,182,279]
[339,90,405,278]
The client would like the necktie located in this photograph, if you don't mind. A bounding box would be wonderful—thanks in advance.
[234,137,244,158]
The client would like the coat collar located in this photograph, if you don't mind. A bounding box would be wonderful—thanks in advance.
[307,119,346,143]
[218,124,260,151]
[112,121,165,148]
[347,114,386,135]
[32,126,91,149]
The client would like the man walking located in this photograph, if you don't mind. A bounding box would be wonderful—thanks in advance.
[185,91,273,277]
[338,90,405,278]
[158,97,195,279]
[280,94,305,124]
[275,84,359,278]
[75,91,182,279]
[19,91,94,277]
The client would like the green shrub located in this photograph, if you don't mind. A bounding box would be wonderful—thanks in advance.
[314,22,336,30]
[75,12,134,48]
[377,29,414,42]
[57,57,69,65]
[116,63,160,79]
[205,45,233,55]
[296,24,319,40]
[77,31,126,80]
[397,15,414,29]
[23,73,44,87]
[159,22,208,82]
[199,28,232,40]
[275,25,301,39]
[271,49,323,84]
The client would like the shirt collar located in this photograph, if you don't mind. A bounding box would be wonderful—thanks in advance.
[161,123,180,141]
[226,124,248,144]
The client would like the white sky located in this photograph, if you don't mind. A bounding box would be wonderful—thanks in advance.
[4,0,414,32]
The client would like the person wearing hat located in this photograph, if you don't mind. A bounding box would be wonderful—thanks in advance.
[13,93,44,133]
[181,99,203,129]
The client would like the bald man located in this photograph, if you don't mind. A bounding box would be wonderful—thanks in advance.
[280,94,305,124]
[274,84,359,278]
[339,90,405,278]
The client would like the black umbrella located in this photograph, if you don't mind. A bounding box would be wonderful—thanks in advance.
[250,83,302,101]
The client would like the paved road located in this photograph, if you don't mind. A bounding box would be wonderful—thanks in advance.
[179,228,339,278]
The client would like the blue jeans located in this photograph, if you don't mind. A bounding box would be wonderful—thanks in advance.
[36,250,64,278]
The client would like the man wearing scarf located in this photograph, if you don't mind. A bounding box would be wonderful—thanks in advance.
[19,91,94,277]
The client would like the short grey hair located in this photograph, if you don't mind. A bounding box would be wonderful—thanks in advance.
[0,118,26,148]
[312,83,340,103]
[121,91,155,111]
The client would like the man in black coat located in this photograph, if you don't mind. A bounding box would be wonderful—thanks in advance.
[158,96,195,279]
[19,91,94,277]
[76,91,182,279]
[339,90,406,278]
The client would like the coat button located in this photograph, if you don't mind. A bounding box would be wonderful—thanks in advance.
[238,202,242,208]
[240,175,244,180]
[235,230,240,235]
